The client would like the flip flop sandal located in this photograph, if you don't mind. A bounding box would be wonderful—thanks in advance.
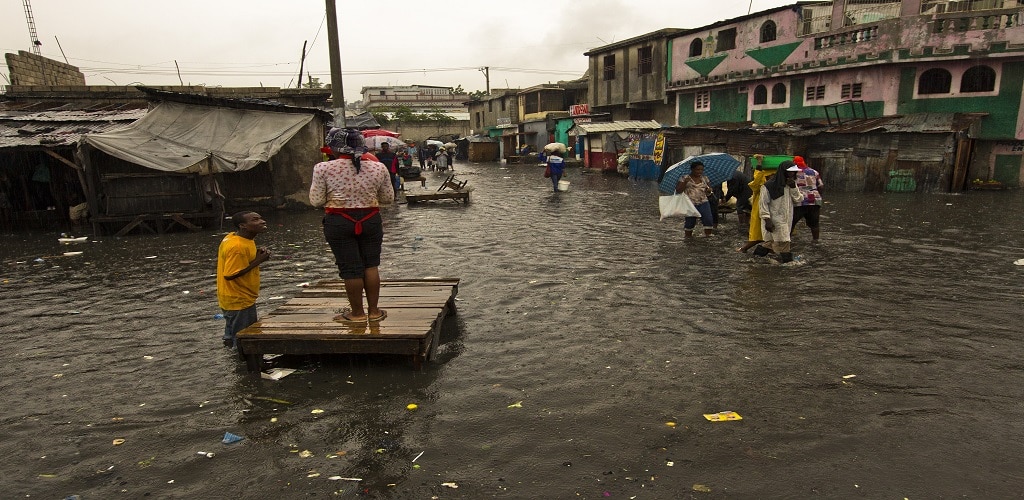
[367,310,388,322]
[333,311,367,324]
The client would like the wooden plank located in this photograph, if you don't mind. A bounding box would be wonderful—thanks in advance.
[113,215,147,237]
[235,279,457,371]
[405,192,469,203]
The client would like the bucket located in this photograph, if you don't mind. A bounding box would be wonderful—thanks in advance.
[557,180,570,192]
[756,155,794,171]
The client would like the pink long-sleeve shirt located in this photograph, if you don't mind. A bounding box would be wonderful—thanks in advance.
[308,157,394,209]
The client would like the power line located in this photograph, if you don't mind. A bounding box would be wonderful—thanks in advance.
[78,65,583,78]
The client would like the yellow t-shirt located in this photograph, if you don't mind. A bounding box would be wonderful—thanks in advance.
[217,233,260,310]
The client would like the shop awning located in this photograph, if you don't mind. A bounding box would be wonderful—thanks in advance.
[80,101,313,173]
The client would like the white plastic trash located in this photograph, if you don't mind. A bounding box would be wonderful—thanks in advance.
[557,180,570,192]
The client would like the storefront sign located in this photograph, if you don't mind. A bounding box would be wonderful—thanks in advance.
[569,104,590,116]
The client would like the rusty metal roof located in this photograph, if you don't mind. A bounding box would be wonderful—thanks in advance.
[571,120,662,134]
[825,113,985,134]
[1,107,145,149]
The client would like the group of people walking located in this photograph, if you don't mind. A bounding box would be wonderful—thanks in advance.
[674,154,824,264]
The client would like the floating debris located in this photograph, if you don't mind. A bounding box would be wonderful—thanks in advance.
[507,401,523,408]
[222,432,244,444]
[703,411,742,422]
[261,368,296,380]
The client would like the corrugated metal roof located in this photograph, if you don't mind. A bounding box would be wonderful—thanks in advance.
[1,108,145,149]
[826,113,981,134]
[572,120,662,133]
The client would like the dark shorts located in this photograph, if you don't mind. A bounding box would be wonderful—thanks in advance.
[684,201,715,229]
[792,205,821,229]
[323,210,384,279]
[222,305,258,347]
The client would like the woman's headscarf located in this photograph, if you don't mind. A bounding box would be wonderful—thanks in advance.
[765,160,794,199]
[324,128,366,173]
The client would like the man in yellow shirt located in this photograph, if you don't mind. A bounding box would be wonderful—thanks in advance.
[217,211,271,348]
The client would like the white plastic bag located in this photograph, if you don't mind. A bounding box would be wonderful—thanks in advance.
[659,194,700,220]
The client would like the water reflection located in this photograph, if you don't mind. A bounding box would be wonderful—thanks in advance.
[2,163,1023,498]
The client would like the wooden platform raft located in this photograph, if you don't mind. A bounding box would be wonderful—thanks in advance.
[236,278,460,372]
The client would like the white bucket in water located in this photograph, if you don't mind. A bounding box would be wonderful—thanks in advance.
[557,180,570,192]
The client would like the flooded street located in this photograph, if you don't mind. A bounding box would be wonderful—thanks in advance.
[2,161,1023,499]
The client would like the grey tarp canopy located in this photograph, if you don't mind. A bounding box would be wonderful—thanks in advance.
[79,101,314,174]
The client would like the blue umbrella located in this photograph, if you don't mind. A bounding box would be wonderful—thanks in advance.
[659,153,741,194]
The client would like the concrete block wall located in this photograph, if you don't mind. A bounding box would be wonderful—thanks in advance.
[4,51,86,86]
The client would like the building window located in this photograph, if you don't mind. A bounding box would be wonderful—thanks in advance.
[695,90,710,111]
[488,101,493,112]
[501,99,506,111]
[918,68,952,94]
[961,65,996,93]
[603,55,616,81]
[379,90,385,95]
[841,82,863,99]
[689,38,703,57]
[475,112,482,128]
[753,85,768,105]
[805,85,826,101]
[760,21,777,43]
[716,28,737,52]
[771,83,787,103]
[638,46,653,75]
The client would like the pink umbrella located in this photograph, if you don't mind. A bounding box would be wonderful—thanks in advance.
[362,129,400,138]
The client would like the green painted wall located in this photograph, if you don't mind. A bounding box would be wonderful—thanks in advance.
[554,119,574,146]
[677,79,884,126]
[897,62,1024,140]
[677,88,747,125]
[746,42,802,69]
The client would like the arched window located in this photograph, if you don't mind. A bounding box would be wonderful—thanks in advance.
[771,83,787,103]
[961,65,996,93]
[760,21,777,43]
[753,85,768,105]
[918,68,952,94]
[689,38,703,57]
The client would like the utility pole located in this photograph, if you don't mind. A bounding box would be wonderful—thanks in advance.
[479,66,490,94]
[325,0,346,127]
[297,40,307,89]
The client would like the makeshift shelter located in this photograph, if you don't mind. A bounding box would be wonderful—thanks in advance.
[460,135,498,162]
[0,101,145,231]
[568,120,661,171]
[78,88,330,235]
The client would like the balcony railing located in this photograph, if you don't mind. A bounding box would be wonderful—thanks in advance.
[922,0,1019,14]
[814,25,880,49]
[931,8,1020,31]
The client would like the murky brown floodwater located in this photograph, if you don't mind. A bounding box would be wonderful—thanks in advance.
[2,161,1023,499]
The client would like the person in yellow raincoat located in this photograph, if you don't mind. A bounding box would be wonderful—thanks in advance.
[737,154,772,252]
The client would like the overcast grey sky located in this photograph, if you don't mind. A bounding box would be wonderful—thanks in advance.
[2,0,793,99]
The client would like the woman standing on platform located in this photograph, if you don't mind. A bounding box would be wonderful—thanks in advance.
[309,128,394,324]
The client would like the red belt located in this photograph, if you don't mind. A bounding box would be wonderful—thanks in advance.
[325,207,379,235]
